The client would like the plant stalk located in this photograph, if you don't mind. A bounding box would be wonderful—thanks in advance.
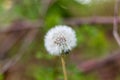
[60,56,68,80]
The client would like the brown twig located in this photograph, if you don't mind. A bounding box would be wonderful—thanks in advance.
[41,0,56,17]
[78,50,120,73]
[0,19,43,33]
[1,16,120,33]
[0,32,26,59]
[64,17,120,26]
[113,0,120,46]
[0,29,38,74]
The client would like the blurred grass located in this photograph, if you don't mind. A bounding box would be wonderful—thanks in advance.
[26,62,98,80]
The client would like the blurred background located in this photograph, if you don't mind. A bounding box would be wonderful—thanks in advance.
[0,0,120,80]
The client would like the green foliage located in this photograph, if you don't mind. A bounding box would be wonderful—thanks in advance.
[0,74,3,80]
[15,0,41,19]
[35,50,53,60]
[45,11,62,30]
[28,64,98,80]
[33,67,54,80]
[75,25,109,57]
[28,66,56,80]
[67,64,97,80]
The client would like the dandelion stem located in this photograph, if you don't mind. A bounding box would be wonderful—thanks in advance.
[60,56,68,80]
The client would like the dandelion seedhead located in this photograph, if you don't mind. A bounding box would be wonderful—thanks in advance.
[44,25,77,56]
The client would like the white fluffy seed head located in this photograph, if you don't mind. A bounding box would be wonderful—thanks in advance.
[44,25,77,56]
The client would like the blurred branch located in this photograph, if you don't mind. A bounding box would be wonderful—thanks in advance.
[78,0,120,73]
[113,0,120,46]
[78,50,120,73]
[0,19,41,59]
[64,17,120,26]
[0,29,38,74]
[0,19,43,33]
[1,16,120,33]
[41,0,56,17]
[78,50,120,80]
[78,1,120,80]
[0,31,26,59]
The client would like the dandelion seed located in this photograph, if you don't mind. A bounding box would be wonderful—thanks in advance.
[44,25,77,56]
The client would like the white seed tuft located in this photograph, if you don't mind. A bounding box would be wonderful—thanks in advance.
[44,25,77,56]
